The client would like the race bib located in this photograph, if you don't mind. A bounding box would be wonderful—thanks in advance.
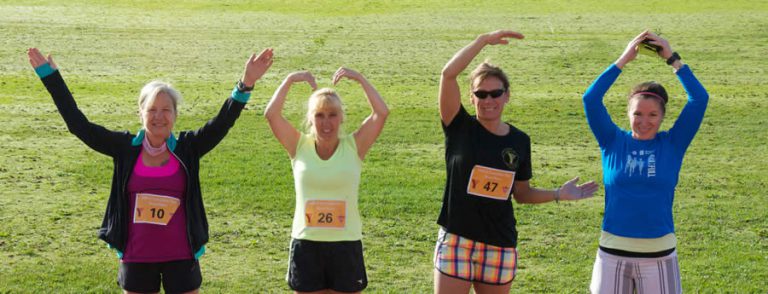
[467,165,515,200]
[133,193,181,225]
[304,200,346,229]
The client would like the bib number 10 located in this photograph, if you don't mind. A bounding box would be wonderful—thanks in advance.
[134,193,180,226]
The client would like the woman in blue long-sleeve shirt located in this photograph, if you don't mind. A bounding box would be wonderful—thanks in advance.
[583,31,709,293]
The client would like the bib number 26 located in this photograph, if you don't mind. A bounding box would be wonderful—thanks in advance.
[304,200,346,229]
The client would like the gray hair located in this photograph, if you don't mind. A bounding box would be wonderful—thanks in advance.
[138,81,182,119]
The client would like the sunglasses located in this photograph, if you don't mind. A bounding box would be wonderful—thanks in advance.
[473,88,506,99]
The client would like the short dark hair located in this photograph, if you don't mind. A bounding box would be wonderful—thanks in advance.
[469,61,509,92]
[629,81,668,114]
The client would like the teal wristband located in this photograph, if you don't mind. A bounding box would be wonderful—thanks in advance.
[34,63,56,78]
[194,246,206,260]
[231,87,251,103]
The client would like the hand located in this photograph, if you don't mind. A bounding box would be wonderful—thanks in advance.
[27,48,58,70]
[557,177,599,201]
[241,48,274,87]
[643,32,673,60]
[615,30,649,69]
[480,30,525,45]
[332,67,363,85]
[287,71,317,90]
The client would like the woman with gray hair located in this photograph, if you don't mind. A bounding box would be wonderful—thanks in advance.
[27,47,273,293]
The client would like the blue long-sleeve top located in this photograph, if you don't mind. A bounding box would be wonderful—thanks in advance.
[583,64,709,238]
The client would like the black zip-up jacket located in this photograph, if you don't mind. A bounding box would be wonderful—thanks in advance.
[40,71,246,256]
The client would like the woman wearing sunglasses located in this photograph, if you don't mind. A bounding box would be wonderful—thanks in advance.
[584,31,708,293]
[28,47,273,293]
[434,30,599,294]
[264,67,388,293]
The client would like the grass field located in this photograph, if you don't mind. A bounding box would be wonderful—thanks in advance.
[1,0,767,292]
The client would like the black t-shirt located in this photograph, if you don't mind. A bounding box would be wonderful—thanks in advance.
[437,106,533,247]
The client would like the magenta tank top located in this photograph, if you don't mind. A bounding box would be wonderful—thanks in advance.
[123,152,190,262]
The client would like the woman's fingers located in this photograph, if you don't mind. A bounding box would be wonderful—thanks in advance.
[486,30,524,45]
[566,177,580,187]
[332,67,345,85]
[243,48,274,84]
[27,48,44,67]
[255,48,273,62]
[495,30,525,40]
[46,54,58,69]
[308,76,318,90]
[633,30,649,41]
[578,181,599,198]
[27,48,57,69]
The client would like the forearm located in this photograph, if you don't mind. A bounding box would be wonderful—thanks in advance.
[42,71,97,139]
[441,34,490,78]
[264,78,293,120]
[514,186,557,204]
[669,64,709,147]
[676,65,709,104]
[358,76,389,119]
[583,65,621,143]
[187,94,247,156]
[39,70,122,155]
[583,64,621,107]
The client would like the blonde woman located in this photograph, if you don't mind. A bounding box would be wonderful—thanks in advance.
[264,67,389,293]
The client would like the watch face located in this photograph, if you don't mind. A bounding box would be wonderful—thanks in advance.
[237,80,252,91]
[666,52,680,65]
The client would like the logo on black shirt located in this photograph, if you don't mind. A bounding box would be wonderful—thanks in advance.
[502,148,519,170]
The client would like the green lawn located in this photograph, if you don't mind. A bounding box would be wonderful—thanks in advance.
[1,0,766,292]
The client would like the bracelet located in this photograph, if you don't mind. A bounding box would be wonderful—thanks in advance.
[554,188,560,204]
[666,52,681,65]
[34,63,56,79]
[236,80,254,92]
[231,86,251,103]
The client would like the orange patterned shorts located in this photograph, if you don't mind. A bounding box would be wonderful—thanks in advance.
[433,228,517,285]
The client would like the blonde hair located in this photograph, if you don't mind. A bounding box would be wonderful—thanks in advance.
[138,81,182,122]
[304,88,344,138]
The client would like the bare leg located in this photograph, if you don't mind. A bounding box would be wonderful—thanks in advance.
[472,281,512,294]
[434,269,472,294]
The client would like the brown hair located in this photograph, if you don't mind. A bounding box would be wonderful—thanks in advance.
[469,61,509,93]
[628,81,668,114]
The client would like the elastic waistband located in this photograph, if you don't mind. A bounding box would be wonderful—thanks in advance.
[597,247,677,263]
[599,246,675,258]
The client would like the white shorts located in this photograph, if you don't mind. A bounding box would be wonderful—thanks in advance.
[590,248,681,294]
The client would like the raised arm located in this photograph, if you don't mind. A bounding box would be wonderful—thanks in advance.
[642,33,710,150]
[188,48,273,156]
[28,48,126,156]
[333,67,389,160]
[439,30,524,125]
[583,31,652,147]
[264,71,317,158]
[668,65,708,150]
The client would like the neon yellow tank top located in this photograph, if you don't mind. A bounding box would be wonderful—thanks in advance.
[291,134,363,241]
